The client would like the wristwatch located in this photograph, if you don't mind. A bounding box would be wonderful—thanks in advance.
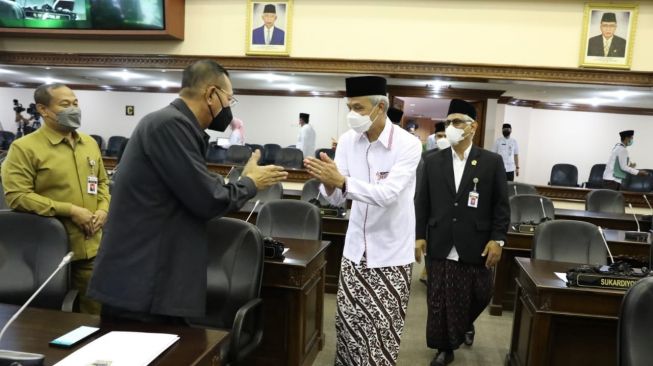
[495,240,505,247]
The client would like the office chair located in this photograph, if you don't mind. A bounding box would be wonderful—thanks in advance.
[584,164,606,189]
[618,277,653,366]
[246,144,264,154]
[206,145,228,164]
[509,194,555,224]
[0,131,16,151]
[0,183,7,210]
[251,182,283,203]
[260,144,281,165]
[105,136,127,157]
[187,217,265,365]
[585,189,625,214]
[116,138,129,164]
[507,182,538,197]
[300,178,330,206]
[90,134,104,152]
[621,170,653,193]
[274,147,304,169]
[549,163,579,187]
[226,145,252,165]
[257,200,322,240]
[315,148,335,160]
[0,211,77,311]
[532,220,607,265]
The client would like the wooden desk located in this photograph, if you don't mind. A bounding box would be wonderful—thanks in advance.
[507,258,624,366]
[490,228,649,316]
[244,238,330,366]
[554,208,651,231]
[535,184,653,209]
[0,304,229,366]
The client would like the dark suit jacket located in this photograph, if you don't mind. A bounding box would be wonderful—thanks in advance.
[252,25,285,45]
[415,146,510,265]
[587,34,627,57]
[88,99,256,318]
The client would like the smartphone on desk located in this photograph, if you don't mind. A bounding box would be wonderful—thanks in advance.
[49,325,100,348]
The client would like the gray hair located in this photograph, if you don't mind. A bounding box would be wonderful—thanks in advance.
[368,95,390,113]
[34,83,68,106]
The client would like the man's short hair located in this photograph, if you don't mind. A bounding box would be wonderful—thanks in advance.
[34,83,67,107]
[180,60,230,97]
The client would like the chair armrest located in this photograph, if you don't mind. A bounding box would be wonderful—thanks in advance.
[61,289,79,312]
[229,298,264,363]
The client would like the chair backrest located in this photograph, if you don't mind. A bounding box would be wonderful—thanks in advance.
[256,200,322,240]
[586,189,625,214]
[226,145,252,165]
[251,182,283,203]
[621,170,653,193]
[315,148,335,160]
[532,220,607,265]
[90,134,104,150]
[509,194,555,224]
[246,144,264,155]
[549,163,579,187]
[275,147,304,169]
[187,217,264,330]
[0,211,70,309]
[106,136,127,157]
[507,182,538,197]
[261,144,281,165]
[300,178,330,206]
[586,164,606,189]
[618,277,653,366]
[116,138,129,164]
[0,183,7,209]
[206,145,228,164]
[0,131,16,150]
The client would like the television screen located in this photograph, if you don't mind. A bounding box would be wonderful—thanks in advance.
[0,0,165,30]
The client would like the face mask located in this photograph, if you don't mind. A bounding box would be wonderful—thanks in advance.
[347,105,378,134]
[502,130,511,138]
[50,106,81,130]
[627,139,634,146]
[436,137,451,150]
[207,90,233,132]
[446,124,467,146]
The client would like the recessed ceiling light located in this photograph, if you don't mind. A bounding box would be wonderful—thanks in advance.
[409,104,416,107]
[108,69,147,81]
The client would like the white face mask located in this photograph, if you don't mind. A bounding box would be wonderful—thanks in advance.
[446,124,467,146]
[347,105,379,134]
[436,137,451,150]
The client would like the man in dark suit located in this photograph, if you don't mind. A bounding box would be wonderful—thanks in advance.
[415,99,510,366]
[252,4,285,45]
[587,12,626,57]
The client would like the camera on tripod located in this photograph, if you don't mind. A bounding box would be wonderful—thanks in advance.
[26,103,41,122]
[12,99,25,114]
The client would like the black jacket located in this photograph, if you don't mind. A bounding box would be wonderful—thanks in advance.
[587,34,626,58]
[415,146,510,265]
[88,99,256,317]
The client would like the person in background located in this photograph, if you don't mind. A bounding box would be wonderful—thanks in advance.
[304,76,421,365]
[493,123,519,181]
[226,117,245,147]
[297,112,316,158]
[2,83,110,314]
[426,121,448,151]
[387,106,404,124]
[602,129,648,190]
[406,121,418,136]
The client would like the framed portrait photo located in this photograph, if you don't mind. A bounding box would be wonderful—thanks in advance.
[579,3,638,69]
[246,0,293,56]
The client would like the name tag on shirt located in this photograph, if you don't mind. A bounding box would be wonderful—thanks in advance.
[87,176,98,195]
[468,191,479,208]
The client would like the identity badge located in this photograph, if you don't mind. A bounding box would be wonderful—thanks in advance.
[468,191,479,208]
[87,176,98,195]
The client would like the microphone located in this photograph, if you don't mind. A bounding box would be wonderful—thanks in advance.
[643,194,653,215]
[245,200,260,223]
[0,251,74,366]
[597,226,615,265]
[514,184,518,196]
[225,166,235,181]
[539,197,550,222]
[628,203,641,232]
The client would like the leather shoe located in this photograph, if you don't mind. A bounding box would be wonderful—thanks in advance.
[430,350,454,366]
[464,325,475,346]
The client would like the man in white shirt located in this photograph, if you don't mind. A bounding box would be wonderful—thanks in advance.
[426,121,448,151]
[304,76,421,366]
[493,123,519,181]
[296,113,315,159]
[602,130,648,190]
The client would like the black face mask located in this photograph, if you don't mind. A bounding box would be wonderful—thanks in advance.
[207,90,233,132]
[502,130,511,138]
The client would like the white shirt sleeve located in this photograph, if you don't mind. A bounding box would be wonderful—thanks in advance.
[426,135,436,150]
[513,138,519,155]
[229,130,242,146]
[345,140,422,207]
[492,139,499,153]
[617,147,639,175]
[297,126,305,150]
[319,135,349,207]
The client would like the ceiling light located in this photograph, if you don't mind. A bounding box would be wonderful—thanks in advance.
[107,69,147,81]
[35,76,63,84]
[0,68,17,74]
[409,104,416,107]
[157,79,178,89]
[612,90,638,100]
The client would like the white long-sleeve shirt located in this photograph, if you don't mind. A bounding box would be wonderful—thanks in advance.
[297,123,316,159]
[320,118,422,268]
[603,143,639,183]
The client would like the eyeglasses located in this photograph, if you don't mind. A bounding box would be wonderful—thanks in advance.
[214,86,239,107]
[444,119,473,128]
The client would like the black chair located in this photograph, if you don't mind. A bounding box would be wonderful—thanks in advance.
[0,182,7,210]
[509,194,555,224]
[251,182,283,203]
[618,277,653,366]
[256,200,322,240]
[206,145,228,164]
[275,147,304,169]
[260,144,281,165]
[105,136,127,157]
[300,178,330,206]
[549,163,579,187]
[584,164,606,189]
[0,211,77,311]
[246,144,264,155]
[315,148,335,160]
[226,167,242,182]
[116,138,129,164]
[532,220,607,265]
[621,169,653,193]
[0,131,16,150]
[90,134,104,152]
[507,182,537,197]
[187,217,264,365]
[585,189,625,214]
[226,145,252,165]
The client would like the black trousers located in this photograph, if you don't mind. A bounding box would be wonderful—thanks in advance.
[506,171,515,181]
[603,180,621,190]
[101,304,188,326]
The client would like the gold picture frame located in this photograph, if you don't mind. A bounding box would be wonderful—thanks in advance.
[579,3,638,69]
[246,0,293,56]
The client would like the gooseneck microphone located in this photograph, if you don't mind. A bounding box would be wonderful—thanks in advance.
[539,197,550,221]
[245,200,261,223]
[514,185,518,196]
[597,226,615,265]
[643,194,653,215]
[628,203,641,232]
[0,251,74,366]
